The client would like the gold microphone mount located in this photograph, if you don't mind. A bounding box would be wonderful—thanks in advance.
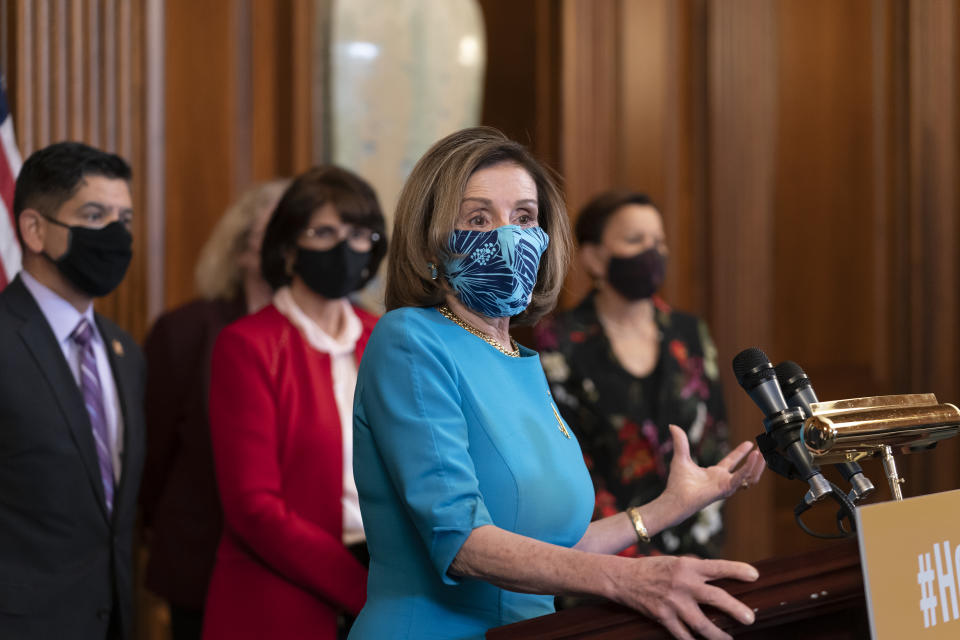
[801,393,960,501]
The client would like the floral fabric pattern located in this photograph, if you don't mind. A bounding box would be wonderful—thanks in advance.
[444,225,549,318]
[534,292,729,558]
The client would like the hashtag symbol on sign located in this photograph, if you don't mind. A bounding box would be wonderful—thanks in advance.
[918,552,938,627]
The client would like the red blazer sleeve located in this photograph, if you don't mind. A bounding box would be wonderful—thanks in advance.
[209,324,367,614]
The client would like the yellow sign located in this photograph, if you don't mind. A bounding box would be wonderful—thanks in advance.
[856,489,960,639]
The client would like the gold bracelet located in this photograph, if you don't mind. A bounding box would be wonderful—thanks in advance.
[626,506,651,544]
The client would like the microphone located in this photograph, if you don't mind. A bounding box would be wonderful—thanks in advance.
[732,348,831,504]
[774,361,875,503]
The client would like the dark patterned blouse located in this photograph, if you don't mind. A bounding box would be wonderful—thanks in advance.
[533,292,729,558]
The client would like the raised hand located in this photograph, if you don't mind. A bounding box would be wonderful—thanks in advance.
[660,424,765,522]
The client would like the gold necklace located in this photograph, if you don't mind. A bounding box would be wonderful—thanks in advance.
[437,305,520,358]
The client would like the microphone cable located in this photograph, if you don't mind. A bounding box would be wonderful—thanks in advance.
[793,480,858,539]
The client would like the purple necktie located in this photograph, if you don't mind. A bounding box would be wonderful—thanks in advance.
[71,318,114,513]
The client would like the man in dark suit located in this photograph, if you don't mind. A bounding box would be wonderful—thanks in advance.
[0,142,145,639]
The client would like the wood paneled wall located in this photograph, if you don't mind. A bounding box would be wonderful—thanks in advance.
[163,0,317,312]
[476,0,557,165]
[707,0,780,560]
[899,0,959,497]
[481,0,960,561]
[0,0,164,340]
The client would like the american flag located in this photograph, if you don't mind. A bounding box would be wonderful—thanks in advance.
[0,76,22,291]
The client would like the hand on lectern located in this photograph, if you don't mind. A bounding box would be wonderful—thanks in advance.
[608,554,759,640]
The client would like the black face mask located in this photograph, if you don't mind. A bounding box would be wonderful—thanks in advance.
[44,218,133,297]
[606,247,667,300]
[294,240,371,300]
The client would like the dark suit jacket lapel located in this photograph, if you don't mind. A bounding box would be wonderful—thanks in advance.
[6,276,111,520]
[97,315,142,527]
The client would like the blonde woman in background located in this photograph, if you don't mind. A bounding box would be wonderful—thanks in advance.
[138,180,289,640]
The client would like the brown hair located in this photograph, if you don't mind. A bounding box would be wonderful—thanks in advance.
[575,190,656,246]
[385,126,571,325]
[260,165,387,290]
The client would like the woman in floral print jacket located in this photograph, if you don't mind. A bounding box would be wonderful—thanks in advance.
[534,190,729,559]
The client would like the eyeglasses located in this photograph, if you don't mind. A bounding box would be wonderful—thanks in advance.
[301,224,381,252]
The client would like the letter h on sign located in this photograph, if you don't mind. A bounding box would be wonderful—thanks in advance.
[934,542,960,623]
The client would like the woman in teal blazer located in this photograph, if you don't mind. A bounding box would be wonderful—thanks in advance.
[350,128,766,640]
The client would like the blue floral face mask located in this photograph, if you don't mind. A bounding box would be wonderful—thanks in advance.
[442,225,550,318]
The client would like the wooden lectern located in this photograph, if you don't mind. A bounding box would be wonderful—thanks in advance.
[487,541,869,639]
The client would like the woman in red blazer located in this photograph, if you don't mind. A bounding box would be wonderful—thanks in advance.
[204,166,387,640]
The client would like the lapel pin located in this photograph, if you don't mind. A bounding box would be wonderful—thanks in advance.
[112,339,124,357]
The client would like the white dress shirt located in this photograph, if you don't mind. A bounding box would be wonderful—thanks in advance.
[273,287,366,545]
[20,270,124,482]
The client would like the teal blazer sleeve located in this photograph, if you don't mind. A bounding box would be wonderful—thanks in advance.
[354,311,493,585]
